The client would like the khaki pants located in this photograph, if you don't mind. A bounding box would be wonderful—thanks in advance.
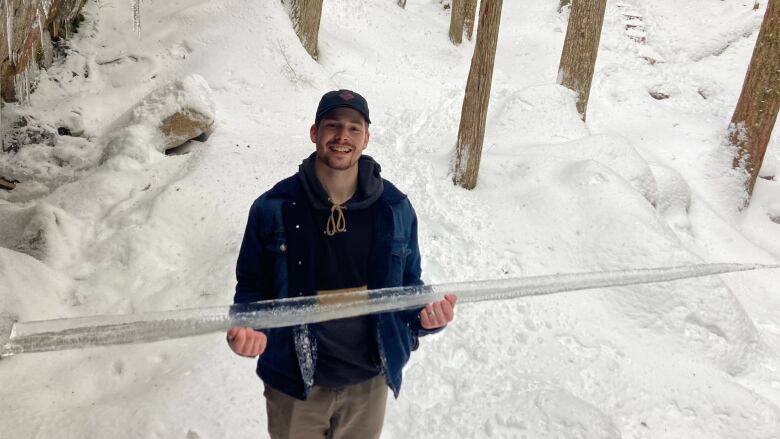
[264,375,388,439]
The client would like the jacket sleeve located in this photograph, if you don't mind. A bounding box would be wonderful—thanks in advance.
[234,199,275,305]
[400,202,444,337]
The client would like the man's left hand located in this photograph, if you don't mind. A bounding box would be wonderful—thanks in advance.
[420,294,457,329]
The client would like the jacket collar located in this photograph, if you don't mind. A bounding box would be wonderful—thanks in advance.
[268,172,406,206]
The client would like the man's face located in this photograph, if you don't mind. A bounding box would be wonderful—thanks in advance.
[310,107,370,171]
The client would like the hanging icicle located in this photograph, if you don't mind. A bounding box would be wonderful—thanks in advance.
[13,46,40,105]
[132,0,141,38]
[36,8,43,43]
[5,0,15,66]
[63,1,80,39]
[38,0,51,19]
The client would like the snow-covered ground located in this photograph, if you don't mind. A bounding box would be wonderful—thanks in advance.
[2,0,780,437]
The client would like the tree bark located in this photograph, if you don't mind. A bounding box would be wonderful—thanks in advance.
[284,0,324,60]
[452,0,503,189]
[398,0,407,8]
[557,0,608,120]
[729,0,780,198]
[463,0,478,41]
[449,0,465,45]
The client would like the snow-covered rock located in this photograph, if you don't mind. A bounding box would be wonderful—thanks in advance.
[102,74,215,164]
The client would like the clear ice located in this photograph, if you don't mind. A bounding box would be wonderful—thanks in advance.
[5,0,14,65]
[1,263,777,357]
[132,0,141,37]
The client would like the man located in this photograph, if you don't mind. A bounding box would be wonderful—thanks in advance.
[227,89,456,439]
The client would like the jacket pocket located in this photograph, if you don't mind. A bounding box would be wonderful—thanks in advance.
[264,232,289,293]
[389,242,411,286]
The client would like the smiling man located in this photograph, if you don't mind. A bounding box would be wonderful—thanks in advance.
[228,89,457,439]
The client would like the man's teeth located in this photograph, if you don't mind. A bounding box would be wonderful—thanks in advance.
[331,146,351,152]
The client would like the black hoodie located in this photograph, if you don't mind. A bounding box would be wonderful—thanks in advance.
[297,153,385,388]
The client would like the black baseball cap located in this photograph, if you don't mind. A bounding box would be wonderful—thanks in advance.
[315,89,371,125]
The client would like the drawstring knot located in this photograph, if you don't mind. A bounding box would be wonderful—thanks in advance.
[326,203,347,236]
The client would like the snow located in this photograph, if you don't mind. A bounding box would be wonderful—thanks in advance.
[1,0,780,437]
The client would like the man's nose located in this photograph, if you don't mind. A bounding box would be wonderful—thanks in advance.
[334,126,350,140]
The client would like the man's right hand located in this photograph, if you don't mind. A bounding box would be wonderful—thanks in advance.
[227,326,268,357]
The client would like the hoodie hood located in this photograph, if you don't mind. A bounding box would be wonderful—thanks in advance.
[298,153,385,210]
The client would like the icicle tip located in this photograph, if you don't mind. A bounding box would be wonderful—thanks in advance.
[0,313,18,359]
[751,264,780,270]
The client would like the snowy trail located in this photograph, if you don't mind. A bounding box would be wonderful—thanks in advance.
[2,0,780,438]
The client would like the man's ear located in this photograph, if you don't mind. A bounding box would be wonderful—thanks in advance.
[309,124,318,143]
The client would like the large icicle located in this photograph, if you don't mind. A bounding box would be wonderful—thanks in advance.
[38,0,52,19]
[5,0,14,65]
[1,263,777,357]
[13,46,40,105]
[36,8,44,43]
[131,0,141,37]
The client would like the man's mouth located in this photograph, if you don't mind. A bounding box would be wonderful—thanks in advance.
[329,145,353,153]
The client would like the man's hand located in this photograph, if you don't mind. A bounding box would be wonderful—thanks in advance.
[227,326,267,357]
[420,294,457,330]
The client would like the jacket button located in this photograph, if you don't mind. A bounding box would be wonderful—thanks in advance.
[280,243,287,252]
[292,202,296,206]
[298,260,302,265]
[295,225,300,229]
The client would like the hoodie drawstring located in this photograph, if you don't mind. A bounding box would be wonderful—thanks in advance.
[326,203,347,236]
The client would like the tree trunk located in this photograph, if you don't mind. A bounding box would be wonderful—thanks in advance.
[729,0,780,198]
[463,0,478,41]
[557,0,608,120]
[398,0,407,8]
[284,0,324,60]
[452,0,503,189]
[449,0,465,45]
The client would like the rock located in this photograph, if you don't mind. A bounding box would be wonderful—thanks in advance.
[0,203,82,269]
[649,91,670,100]
[2,115,57,153]
[160,110,213,150]
[0,177,16,190]
[102,74,215,162]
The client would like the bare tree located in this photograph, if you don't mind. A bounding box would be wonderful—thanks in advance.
[463,0,478,40]
[729,0,780,198]
[450,0,478,44]
[283,0,324,59]
[557,0,608,120]
[449,0,465,44]
[452,0,503,189]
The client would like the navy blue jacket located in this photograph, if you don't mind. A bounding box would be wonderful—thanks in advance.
[234,174,438,400]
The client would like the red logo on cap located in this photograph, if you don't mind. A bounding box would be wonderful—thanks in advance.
[339,91,355,101]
